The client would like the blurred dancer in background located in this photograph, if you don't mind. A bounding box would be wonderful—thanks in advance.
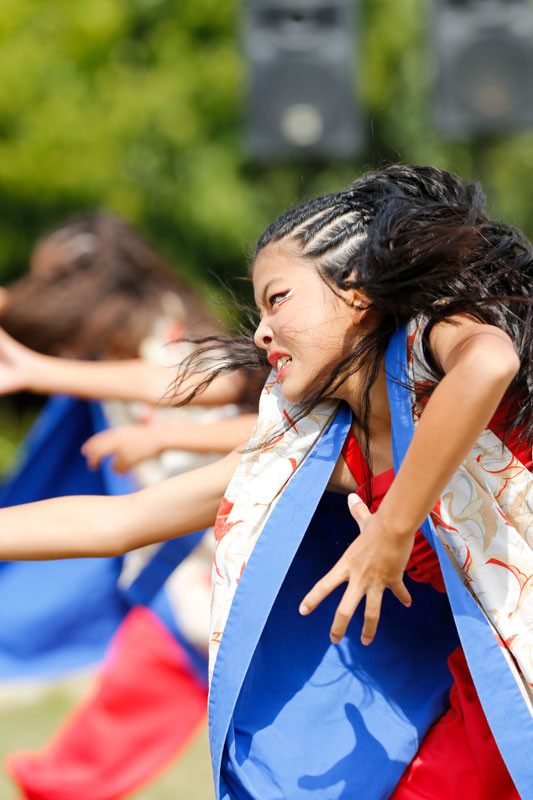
[0,214,259,800]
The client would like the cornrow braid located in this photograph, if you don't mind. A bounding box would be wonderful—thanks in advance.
[175,165,533,456]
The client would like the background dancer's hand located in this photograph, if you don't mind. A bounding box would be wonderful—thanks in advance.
[82,425,161,473]
[299,493,413,646]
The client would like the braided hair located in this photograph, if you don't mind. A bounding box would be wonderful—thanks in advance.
[176,165,533,446]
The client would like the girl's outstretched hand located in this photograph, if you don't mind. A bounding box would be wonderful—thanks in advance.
[299,493,413,646]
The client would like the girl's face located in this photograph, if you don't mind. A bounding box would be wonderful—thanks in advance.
[253,242,361,405]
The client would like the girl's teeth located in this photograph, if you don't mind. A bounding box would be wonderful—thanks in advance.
[277,356,291,371]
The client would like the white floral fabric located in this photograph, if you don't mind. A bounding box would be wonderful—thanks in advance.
[208,374,337,678]
[407,316,533,707]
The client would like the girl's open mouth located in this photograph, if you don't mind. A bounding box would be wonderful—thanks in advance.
[276,356,292,381]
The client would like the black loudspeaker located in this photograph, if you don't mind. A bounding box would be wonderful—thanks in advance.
[243,0,363,161]
[433,0,533,136]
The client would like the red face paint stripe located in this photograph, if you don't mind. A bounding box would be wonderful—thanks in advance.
[276,289,294,306]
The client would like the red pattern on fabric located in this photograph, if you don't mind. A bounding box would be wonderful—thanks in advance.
[341,423,527,799]
[214,497,238,544]
[214,497,244,579]
[7,607,207,800]
[489,396,531,468]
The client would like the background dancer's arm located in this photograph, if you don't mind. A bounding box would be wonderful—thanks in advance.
[82,414,258,472]
[0,327,247,406]
[0,449,240,561]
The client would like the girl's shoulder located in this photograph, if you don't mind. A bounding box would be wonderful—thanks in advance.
[422,315,517,375]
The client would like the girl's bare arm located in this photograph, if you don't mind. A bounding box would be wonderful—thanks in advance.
[0,327,247,406]
[302,317,520,645]
[0,449,240,561]
[377,317,520,537]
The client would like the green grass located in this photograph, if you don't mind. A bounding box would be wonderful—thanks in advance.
[0,679,215,799]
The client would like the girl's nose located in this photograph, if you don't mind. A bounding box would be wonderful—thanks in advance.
[254,318,273,349]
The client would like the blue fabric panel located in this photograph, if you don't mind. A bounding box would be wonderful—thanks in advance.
[0,396,133,679]
[222,493,458,800]
[385,325,533,799]
[0,396,136,507]
[210,405,459,799]
[123,531,205,608]
[209,405,352,794]
[0,395,210,683]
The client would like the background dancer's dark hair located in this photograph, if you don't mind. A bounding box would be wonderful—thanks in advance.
[0,213,214,359]
[175,165,533,450]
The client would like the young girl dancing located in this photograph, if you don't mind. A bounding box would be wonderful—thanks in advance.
[0,165,531,799]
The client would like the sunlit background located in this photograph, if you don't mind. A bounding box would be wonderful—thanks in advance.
[2,1,533,290]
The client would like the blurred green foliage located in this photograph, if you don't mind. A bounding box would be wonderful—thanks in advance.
[0,398,36,473]
[1,0,533,302]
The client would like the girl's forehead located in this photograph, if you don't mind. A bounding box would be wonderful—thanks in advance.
[253,246,304,295]
[253,241,306,278]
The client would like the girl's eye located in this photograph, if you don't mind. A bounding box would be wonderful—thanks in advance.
[269,289,292,307]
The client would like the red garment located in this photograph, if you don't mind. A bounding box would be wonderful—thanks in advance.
[341,425,527,800]
[7,607,207,800]
[341,434,445,592]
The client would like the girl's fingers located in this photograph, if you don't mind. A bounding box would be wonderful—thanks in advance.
[347,493,371,526]
[392,581,412,608]
[82,446,101,470]
[81,435,115,470]
[81,435,103,458]
[360,588,383,645]
[329,581,363,644]
[299,567,345,616]
[112,455,128,474]
[82,431,103,449]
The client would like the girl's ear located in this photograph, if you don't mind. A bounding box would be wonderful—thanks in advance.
[348,288,373,324]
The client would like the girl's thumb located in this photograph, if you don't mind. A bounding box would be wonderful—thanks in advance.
[347,493,371,522]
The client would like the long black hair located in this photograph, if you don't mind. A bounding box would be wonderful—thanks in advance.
[175,165,533,446]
